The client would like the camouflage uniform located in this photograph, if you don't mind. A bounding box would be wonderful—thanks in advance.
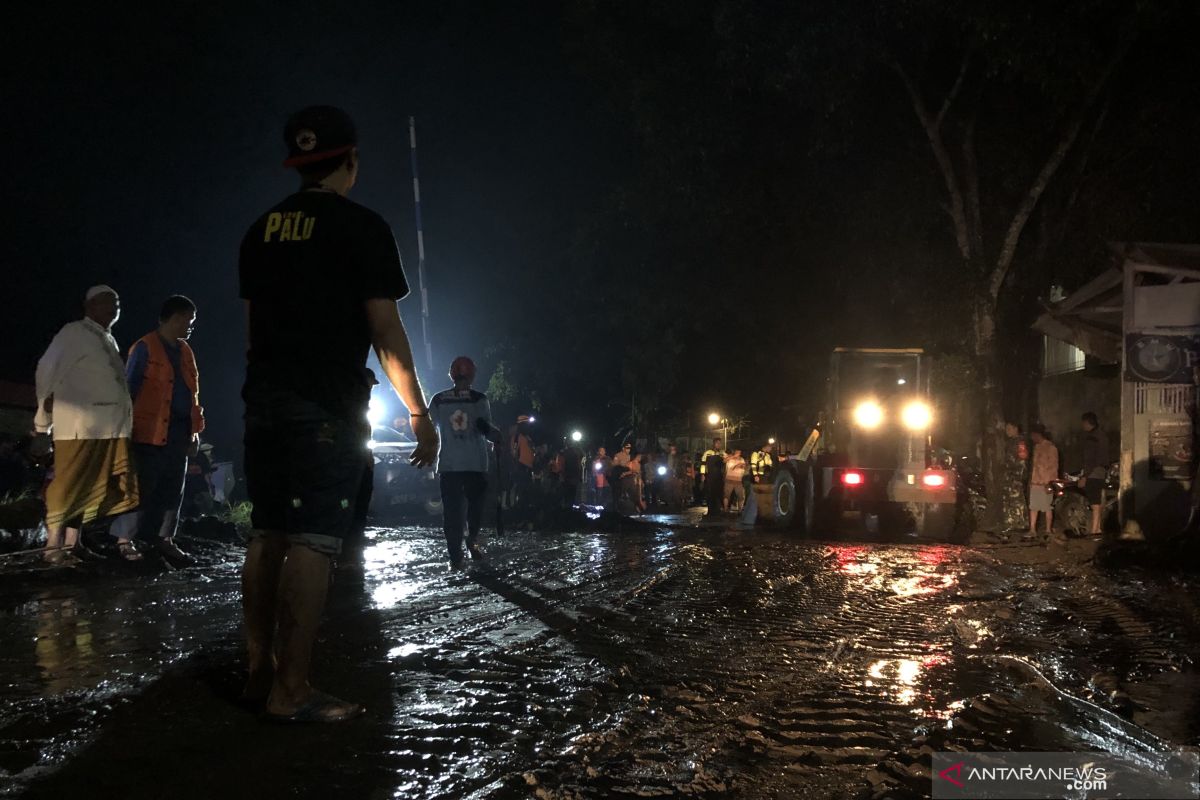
[1002,434,1029,531]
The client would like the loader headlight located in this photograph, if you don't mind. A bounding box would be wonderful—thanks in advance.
[852,400,884,430]
[900,400,932,431]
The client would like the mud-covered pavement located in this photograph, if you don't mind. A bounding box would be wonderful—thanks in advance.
[2,521,1199,799]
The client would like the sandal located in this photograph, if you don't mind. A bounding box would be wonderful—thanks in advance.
[116,541,144,562]
[43,548,80,567]
[263,691,364,724]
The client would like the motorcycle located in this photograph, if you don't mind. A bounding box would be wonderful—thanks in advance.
[1046,461,1119,536]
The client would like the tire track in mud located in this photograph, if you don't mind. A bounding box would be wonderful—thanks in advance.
[361,528,689,799]
[532,540,972,797]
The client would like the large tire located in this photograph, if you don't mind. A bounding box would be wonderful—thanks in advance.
[764,469,797,528]
[785,464,815,534]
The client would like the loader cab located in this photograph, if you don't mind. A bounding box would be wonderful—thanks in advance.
[815,348,959,537]
[825,348,932,470]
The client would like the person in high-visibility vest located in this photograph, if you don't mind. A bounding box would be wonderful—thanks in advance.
[750,442,775,483]
[701,438,725,514]
[700,438,723,477]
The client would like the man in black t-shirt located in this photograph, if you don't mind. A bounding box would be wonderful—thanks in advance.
[238,106,438,723]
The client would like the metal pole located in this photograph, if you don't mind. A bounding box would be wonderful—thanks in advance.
[408,116,434,373]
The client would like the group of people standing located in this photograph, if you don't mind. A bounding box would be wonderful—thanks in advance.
[696,439,778,515]
[583,438,779,516]
[34,288,205,567]
[1002,411,1110,537]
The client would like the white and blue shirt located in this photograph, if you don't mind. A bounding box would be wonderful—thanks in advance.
[431,388,492,474]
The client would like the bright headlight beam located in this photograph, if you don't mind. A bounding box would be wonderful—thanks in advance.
[901,400,933,430]
[367,397,386,426]
[853,400,884,429]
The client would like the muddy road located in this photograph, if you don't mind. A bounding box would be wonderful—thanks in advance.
[2,522,1198,798]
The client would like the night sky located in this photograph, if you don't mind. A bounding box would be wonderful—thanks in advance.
[4,2,611,456]
[5,1,1199,457]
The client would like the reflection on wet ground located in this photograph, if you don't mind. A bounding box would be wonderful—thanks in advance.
[1,523,1197,798]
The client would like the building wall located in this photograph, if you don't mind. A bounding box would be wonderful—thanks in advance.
[1037,366,1121,470]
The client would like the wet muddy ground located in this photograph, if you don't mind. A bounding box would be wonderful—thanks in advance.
[2,519,1198,798]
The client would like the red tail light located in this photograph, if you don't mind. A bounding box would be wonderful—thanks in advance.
[842,470,864,486]
[921,472,947,488]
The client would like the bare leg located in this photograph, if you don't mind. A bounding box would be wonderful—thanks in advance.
[1045,508,1054,534]
[266,543,359,719]
[1029,508,1038,533]
[1090,504,1102,535]
[241,532,287,700]
[44,527,65,561]
[63,527,80,549]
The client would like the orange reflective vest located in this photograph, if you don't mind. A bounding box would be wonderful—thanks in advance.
[129,333,205,446]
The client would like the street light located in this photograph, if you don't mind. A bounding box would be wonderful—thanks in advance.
[570,430,583,443]
[768,437,776,445]
[708,411,729,450]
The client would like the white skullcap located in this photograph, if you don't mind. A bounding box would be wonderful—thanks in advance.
[85,285,118,302]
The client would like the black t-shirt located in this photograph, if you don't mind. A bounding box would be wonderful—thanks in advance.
[239,190,409,412]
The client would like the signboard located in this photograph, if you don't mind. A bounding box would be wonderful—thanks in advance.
[1124,334,1200,383]
[1148,418,1193,481]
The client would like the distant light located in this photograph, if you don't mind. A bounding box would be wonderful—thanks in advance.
[707,412,721,426]
[656,465,668,477]
[768,437,776,445]
[571,430,583,443]
[529,416,537,423]
[897,378,907,385]
[367,397,386,426]
[594,461,603,472]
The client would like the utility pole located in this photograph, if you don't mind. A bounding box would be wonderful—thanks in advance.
[408,116,434,373]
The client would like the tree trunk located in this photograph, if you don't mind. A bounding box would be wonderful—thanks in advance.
[974,296,1005,530]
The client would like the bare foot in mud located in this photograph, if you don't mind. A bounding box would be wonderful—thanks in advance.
[265,689,363,723]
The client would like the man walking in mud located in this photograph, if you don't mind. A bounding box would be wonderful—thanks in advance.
[238,106,437,722]
[430,356,496,569]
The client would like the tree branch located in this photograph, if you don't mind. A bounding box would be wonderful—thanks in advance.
[987,40,1131,302]
[890,58,973,261]
[1057,96,1110,237]
[962,113,984,258]
[935,49,971,130]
